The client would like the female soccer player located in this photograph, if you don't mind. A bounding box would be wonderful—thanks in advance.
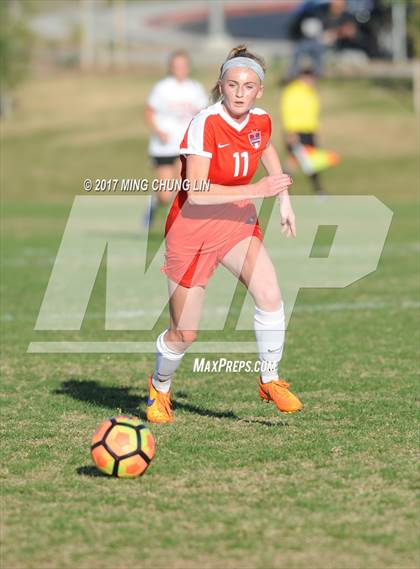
[146,45,303,423]
[144,50,208,227]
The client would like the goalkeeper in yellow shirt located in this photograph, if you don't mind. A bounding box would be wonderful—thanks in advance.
[280,67,326,195]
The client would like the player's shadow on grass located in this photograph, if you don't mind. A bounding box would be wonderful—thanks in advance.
[55,379,145,417]
[55,380,285,427]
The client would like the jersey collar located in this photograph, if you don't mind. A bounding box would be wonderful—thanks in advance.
[218,101,250,132]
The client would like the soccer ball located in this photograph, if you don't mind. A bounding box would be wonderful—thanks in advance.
[91,416,155,478]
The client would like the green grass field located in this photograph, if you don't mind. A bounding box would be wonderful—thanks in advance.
[1,69,419,569]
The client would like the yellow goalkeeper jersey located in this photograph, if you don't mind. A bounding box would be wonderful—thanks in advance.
[280,79,320,134]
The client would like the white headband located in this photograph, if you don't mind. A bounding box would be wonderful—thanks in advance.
[221,56,265,82]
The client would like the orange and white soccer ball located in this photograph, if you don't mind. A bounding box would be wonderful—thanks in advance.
[91,416,155,478]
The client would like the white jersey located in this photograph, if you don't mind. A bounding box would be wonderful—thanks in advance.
[147,76,208,157]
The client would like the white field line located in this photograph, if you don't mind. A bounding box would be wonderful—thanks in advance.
[2,241,419,268]
[0,300,420,322]
[4,299,419,324]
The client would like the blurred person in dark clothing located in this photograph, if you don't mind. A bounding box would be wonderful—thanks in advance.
[288,1,327,77]
[288,0,373,77]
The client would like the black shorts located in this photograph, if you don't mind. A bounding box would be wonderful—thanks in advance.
[150,155,179,167]
[286,132,317,153]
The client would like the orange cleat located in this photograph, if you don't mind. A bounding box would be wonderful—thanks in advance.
[146,377,173,424]
[259,377,303,414]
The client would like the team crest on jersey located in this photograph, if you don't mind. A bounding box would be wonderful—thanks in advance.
[248,129,261,149]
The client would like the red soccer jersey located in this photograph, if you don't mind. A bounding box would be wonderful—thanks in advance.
[165,101,271,248]
[179,100,271,185]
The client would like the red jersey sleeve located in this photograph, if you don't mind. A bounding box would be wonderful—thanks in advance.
[179,112,215,159]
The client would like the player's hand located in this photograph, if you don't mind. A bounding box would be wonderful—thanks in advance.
[279,194,296,238]
[256,174,293,198]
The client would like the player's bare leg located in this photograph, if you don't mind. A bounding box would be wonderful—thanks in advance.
[145,160,181,228]
[221,236,303,413]
[155,162,180,206]
[147,280,205,423]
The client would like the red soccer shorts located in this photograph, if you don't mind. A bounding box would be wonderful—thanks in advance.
[161,201,263,288]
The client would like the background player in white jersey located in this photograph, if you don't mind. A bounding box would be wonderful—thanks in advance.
[144,50,208,227]
[146,45,303,424]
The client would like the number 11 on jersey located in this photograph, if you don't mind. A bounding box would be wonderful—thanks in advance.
[233,152,249,177]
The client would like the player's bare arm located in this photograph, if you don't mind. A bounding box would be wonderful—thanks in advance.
[186,153,293,205]
[261,142,296,238]
[261,141,284,175]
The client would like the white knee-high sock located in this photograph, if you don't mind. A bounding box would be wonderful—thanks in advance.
[254,304,285,383]
[152,330,185,393]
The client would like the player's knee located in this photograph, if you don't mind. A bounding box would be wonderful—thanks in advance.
[172,329,198,346]
[181,330,198,345]
[255,287,281,311]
